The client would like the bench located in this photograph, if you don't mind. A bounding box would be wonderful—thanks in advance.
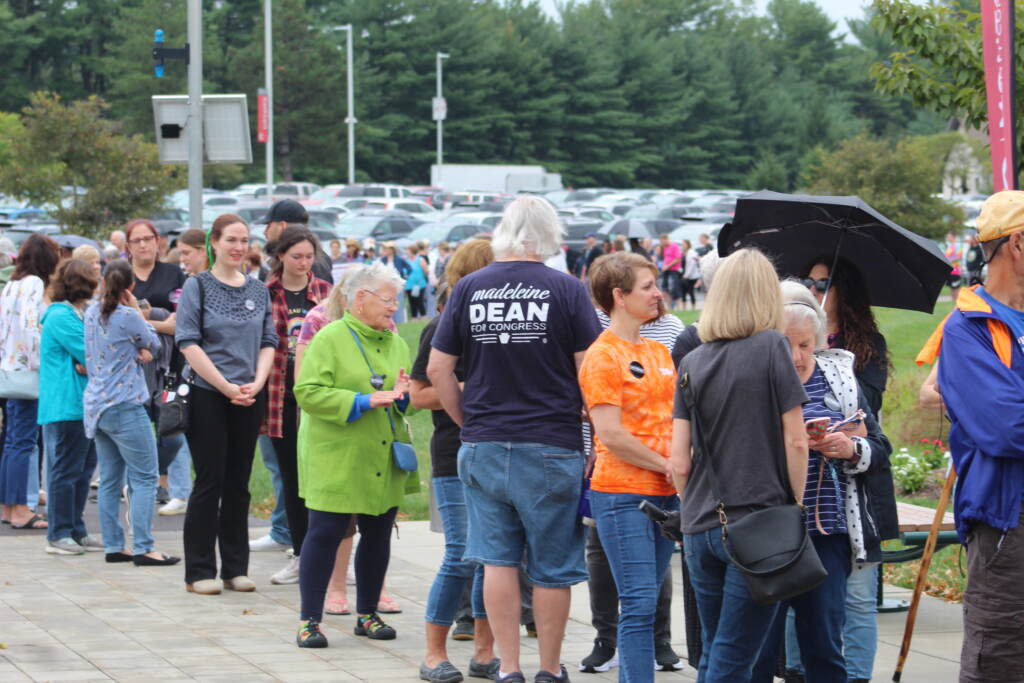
[878,501,959,612]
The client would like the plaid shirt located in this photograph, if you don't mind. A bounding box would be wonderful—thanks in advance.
[261,273,332,438]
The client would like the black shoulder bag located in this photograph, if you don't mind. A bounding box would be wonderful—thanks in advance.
[158,276,205,437]
[681,372,826,606]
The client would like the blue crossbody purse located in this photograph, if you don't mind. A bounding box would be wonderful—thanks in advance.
[345,323,418,473]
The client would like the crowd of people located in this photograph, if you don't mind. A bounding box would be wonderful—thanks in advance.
[0,190,1017,683]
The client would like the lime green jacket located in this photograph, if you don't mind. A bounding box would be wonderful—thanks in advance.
[295,312,418,514]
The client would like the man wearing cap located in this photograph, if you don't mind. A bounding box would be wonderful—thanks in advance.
[934,190,1024,682]
[259,199,333,283]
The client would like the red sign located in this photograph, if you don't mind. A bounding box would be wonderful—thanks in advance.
[981,0,1018,191]
[257,89,268,144]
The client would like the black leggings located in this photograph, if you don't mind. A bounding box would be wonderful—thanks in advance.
[408,292,427,318]
[299,506,398,620]
[679,278,697,305]
[271,393,307,556]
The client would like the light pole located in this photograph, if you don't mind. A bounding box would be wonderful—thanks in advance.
[264,0,273,201]
[333,25,357,185]
[435,52,449,188]
[186,0,203,228]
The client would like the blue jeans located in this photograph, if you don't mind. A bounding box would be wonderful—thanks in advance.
[755,533,851,683]
[684,527,781,683]
[167,440,193,500]
[42,421,95,543]
[0,398,38,506]
[258,434,291,546]
[592,491,679,683]
[425,476,486,626]
[94,403,158,555]
[459,441,587,587]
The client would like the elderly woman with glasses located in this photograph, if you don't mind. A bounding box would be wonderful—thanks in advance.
[292,262,417,649]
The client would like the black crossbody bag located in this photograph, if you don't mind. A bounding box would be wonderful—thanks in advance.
[681,372,826,606]
[158,276,205,437]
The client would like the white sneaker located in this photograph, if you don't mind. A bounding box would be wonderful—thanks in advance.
[270,557,300,585]
[159,498,188,516]
[249,534,291,552]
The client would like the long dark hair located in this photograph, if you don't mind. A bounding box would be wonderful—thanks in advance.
[12,234,60,283]
[804,256,891,375]
[270,226,319,279]
[100,259,134,322]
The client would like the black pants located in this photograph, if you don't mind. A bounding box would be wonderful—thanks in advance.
[271,392,307,557]
[183,386,264,584]
[586,525,672,645]
[408,291,427,318]
[679,278,697,306]
[299,506,398,620]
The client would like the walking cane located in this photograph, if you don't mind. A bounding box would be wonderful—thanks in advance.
[892,465,957,682]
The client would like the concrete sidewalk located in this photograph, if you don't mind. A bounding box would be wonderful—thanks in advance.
[0,517,962,682]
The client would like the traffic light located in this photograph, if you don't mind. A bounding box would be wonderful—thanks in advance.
[152,28,188,78]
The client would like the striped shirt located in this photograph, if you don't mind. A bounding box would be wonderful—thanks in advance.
[801,366,848,536]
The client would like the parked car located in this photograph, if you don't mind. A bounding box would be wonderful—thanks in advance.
[404,222,488,246]
[338,184,411,199]
[434,211,503,229]
[624,204,699,221]
[562,217,606,250]
[252,182,322,200]
[558,206,617,223]
[1,224,61,246]
[0,207,53,223]
[204,194,240,208]
[448,191,503,208]
[335,210,423,241]
[302,184,349,207]
[362,199,439,216]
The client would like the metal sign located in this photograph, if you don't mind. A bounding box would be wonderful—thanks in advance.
[432,97,447,121]
[152,94,253,164]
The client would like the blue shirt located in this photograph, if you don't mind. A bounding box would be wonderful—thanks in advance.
[83,304,160,438]
[977,287,1024,353]
[801,366,848,536]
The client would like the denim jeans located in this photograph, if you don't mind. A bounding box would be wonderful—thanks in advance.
[27,442,40,510]
[425,476,485,626]
[684,527,781,683]
[258,434,291,546]
[94,403,158,555]
[42,421,95,543]
[592,491,679,683]
[0,398,39,506]
[754,533,851,683]
[166,440,193,500]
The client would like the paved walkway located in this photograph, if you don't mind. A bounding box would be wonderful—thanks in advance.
[0,512,963,682]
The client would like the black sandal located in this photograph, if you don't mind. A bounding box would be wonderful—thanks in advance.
[133,553,181,566]
[12,514,47,529]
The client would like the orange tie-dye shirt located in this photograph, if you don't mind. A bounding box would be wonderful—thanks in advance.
[578,328,677,496]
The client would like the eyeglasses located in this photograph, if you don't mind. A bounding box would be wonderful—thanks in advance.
[801,277,830,293]
[128,234,157,245]
[364,289,398,307]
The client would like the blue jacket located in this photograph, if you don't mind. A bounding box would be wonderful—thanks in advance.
[38,302,88,425]
[938,288,1024,543]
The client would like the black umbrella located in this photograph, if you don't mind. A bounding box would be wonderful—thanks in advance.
[599,218,655,239]
[717,191,952,313]
[54,234,101,251]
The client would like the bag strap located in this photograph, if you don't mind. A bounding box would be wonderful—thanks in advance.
[344,321,399,439]
[680,372,727,523]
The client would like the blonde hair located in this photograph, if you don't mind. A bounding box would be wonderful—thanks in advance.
[589,252,659,315]
[446,239,494,287]
[71,244,100,263]
[698,248,783,343]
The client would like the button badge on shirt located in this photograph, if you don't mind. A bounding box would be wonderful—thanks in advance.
[629,361,645,379]
[244,299,256,311]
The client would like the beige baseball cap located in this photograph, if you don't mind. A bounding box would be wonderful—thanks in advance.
[976,190,1024,242]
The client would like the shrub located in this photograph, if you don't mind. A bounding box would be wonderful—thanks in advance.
[892,446,930,493]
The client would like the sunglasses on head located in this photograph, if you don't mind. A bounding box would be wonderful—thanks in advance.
[801,277,830,293]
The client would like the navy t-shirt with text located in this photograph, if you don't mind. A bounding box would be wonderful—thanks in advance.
[432,260,601,451]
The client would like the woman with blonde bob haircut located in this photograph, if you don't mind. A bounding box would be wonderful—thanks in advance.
[492,196,564,261]
[670,248,810,682]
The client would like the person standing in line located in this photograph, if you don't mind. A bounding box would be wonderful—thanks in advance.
[39,259,101,554]
[292,263,415,649]
[406,244,431,321]
[84,260,180,566]
[0,234,61,530]
[428,197,602,683]
[258,200,333,284]
[694,234,713,258]
[680,240,700,310]
[964,233,985,286]
[578,252,680,683]
[657,234,682,312]
[176,213,277,595]
[928,191,1024,683]
[670,249,809,683]
[415,240,499,683]
[380,241,411,325]
[263,227,332,586]
[944,230,966,304]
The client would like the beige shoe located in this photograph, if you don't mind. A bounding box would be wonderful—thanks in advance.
[186,579,223,595]
[225,575,256,592]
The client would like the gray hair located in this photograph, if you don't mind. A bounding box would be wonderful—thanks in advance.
[780,278,827,349]
[699,250,723,293]
[492,196,564,261]
[344,262,405,306]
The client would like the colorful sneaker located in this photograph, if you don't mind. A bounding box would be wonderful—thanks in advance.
[296,619,328,648]
[354,612,396,640]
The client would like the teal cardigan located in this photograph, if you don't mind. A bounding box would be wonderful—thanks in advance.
[38,302,88,425]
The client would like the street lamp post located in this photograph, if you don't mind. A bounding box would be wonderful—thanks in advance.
[333,24,357,185]
[264,0,273,201]
[435,52,449,188]
[187,0,203,228]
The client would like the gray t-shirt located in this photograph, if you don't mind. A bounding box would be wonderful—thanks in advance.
[675,329,808,533]
[175,271,277,391]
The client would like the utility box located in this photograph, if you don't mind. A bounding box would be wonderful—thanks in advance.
[152,94,253,164]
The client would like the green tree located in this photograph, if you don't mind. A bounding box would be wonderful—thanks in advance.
[0,92,176,237]
[802,134,964,239]
[746,150,789,191]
